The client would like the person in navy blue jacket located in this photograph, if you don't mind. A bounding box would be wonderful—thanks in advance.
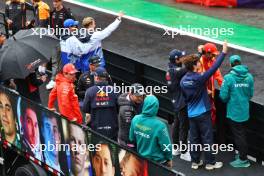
[82,67,119,141]
[166,49,190,161]
[180,41,228,170]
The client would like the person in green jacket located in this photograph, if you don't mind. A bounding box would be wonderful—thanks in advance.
[220,55,254,168]
[129,95,173,167]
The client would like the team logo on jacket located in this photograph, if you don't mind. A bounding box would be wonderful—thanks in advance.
[96,90,110,106]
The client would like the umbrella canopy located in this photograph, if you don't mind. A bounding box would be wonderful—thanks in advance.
[0,28,59,80]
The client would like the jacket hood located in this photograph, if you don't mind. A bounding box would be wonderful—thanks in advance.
[55,73,72,84]
[142,95,159,117]
[230,65,249,81]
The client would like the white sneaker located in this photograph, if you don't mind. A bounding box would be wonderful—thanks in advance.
[191,160,203,170]
[46,80,55,90]
[180,152,191,162]
[172,150,181,156]
[205,162,223,170]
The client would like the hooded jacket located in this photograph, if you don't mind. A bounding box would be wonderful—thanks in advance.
[129,95,172,163]
[48,73,82,124]
[220,65,254,122]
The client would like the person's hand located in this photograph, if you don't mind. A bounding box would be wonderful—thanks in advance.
[49,108,56,112]
[222,40,228,54]
[7,19,13,25]
[26,21,31,26]
[166,160,173,168]
[85,114,91,124]
[207,89,213,98]
[40,75,47,82]
[71,118,77,122]
[9,79,16,90]
[117,11,124,20]
[198,45,204,53]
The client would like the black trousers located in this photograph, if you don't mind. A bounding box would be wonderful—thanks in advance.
[172,106,189,153]
[228,119,248,160]
[189,112,215,164]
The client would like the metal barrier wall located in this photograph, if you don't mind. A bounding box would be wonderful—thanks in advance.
[104,49,264,163]
[0,86,181,176]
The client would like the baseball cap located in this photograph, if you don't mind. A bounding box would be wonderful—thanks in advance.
[94,67,108,78]
[204,43,219,55]
[169,49,186,61]
[64,19,79,28]
[130,83,145,96]
[63,63,79,74]
[229,55,241,65]
[89,56,101,65]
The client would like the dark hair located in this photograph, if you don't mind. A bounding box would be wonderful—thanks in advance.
[0,90,17,120]
[231,60,241,67]
[182,54,200,71]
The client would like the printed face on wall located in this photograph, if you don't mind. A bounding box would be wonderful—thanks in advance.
[0,92,17,144]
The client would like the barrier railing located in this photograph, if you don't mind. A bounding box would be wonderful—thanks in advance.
[0,85,183,176]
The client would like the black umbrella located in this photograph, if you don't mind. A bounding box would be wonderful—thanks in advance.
[0,28,59,80]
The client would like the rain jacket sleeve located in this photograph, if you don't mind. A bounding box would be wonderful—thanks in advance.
[48,85,57,109]
[76,74,86,99]
[219,76,230,103]
[214,69,223,86]
[69,87,83,124]
[158,124,173,161]
[91,18,121,41]
[82,89,91,114]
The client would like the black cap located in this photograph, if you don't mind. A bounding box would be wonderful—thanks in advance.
[89,56,101,65]
[130,83,145,96]
[94,67,109,78]
[169,49,186,61]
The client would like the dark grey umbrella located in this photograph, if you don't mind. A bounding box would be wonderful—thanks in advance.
[0,28,59,80]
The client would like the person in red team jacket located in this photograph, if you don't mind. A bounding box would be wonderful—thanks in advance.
[48,63,83,124]
[198,43,223,126]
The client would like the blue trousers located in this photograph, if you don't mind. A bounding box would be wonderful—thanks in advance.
[189,111,215,164]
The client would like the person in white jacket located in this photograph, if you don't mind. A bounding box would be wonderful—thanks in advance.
[79,11,124,71]
[46,12,124,89]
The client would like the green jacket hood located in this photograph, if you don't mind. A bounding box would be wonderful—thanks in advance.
[230,65,249,81]
[142,95,159,117]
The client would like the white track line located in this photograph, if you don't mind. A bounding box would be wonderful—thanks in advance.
[65,0,264,56]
